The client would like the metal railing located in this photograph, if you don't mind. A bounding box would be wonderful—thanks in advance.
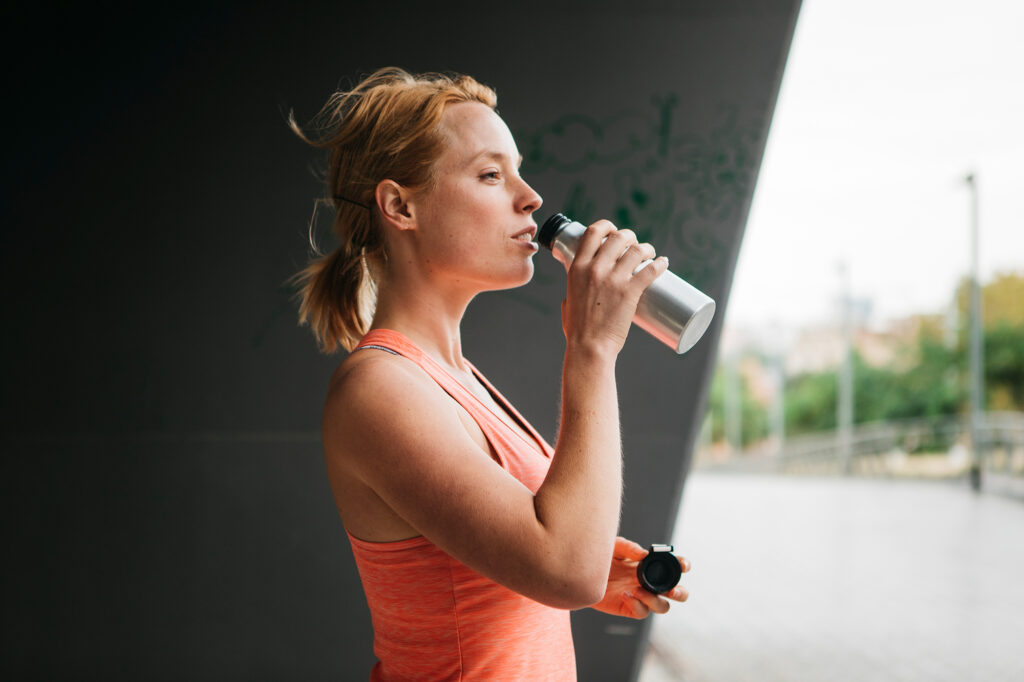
[698,412,1024,480]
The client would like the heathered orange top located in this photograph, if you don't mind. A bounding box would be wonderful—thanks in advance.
[346,329,577,681]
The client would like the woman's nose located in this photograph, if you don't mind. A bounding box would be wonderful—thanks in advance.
[519,178,543,214]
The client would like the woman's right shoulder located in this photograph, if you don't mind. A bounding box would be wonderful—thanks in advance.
[329,349,425,405]
[323,349,446,438]
[321,348,479,491]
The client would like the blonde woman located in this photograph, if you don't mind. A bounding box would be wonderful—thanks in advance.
[291,68,690,681]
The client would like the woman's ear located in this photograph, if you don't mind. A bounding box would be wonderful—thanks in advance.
[375,180,416,231]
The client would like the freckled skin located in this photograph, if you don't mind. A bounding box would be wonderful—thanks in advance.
[325,100,685,616]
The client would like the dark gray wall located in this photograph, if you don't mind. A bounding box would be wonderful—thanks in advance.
[1,2,798,680]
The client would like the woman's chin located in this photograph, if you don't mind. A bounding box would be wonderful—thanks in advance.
[510,262,536,288]
[482,263,535,292]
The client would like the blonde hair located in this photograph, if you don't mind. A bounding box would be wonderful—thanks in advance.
[288,67,498,353]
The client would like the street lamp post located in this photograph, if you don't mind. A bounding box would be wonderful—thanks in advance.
[965,172,984,491]
[838,261,854,474]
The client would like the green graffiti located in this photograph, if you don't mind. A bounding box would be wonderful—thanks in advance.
[510,95,759,310]
[521,109,656,174]
[562,182,597,227]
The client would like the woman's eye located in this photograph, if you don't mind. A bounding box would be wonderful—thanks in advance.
[481,171,501,181]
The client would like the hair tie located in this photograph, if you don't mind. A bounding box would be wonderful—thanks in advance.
[333,195,370,210]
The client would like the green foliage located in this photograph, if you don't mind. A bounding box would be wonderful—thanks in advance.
[784,371,836,434]
[985,322,1024,409]
[850,354,905,422]
[707,362,770,447]
[782,322,1022,438]
[955,271,1024,327]
[880,335,962,420]
[712,274,1024,446]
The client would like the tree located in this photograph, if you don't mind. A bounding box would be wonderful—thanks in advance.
[985,322,1024,410]
[707,359,770,448]
[722,273,1024,446]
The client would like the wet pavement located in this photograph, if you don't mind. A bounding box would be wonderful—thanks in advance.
[640,473,1024,682]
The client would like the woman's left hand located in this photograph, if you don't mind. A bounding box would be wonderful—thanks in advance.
[590,536,690,619]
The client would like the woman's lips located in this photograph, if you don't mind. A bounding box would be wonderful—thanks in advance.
[512,227,539,251]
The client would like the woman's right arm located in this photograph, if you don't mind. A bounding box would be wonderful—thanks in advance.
[531,221,666,601]
[324,222,666,609]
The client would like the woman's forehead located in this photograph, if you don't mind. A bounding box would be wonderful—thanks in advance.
[439,103,518,165]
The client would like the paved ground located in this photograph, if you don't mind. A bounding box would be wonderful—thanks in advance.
[639,473,1024,682]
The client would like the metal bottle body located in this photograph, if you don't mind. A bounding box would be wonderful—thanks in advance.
[545,217,716,354]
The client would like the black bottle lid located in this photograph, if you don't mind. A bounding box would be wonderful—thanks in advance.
[637,544,682,594]
[537,213,572,250]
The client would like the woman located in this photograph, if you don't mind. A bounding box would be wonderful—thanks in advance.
[290,67,690,681]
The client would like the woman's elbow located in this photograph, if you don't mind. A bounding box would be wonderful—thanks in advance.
[518,538,612,609]
[535,571,607,610]
[571,584,607,610]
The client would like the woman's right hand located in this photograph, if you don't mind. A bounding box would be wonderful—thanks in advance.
[560,220,669,358]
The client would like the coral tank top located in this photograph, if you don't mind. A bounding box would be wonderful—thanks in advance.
[345,329,577,681]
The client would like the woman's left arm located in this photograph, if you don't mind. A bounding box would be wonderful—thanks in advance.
[589,537,691,619]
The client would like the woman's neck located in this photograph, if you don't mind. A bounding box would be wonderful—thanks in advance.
[370,284,474,371]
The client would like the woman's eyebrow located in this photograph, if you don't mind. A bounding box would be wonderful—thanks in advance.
[469,150,524,167]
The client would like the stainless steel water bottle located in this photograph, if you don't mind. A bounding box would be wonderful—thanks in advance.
[538,213,716,354]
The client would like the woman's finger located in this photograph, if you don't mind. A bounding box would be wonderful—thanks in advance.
[631,588,671,615]
[667,585,689,602]
[588,228,638,270]
[612,242,657,278]
[623,592,651,619]
[613,536,648,562]
[571,219,617,265]
[630,254,669,289]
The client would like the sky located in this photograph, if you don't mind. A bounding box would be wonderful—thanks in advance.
[727,0,1024,335]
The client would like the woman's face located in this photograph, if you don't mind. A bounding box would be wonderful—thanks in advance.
[409,101,543,293]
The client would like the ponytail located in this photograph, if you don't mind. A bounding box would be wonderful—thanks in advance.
[291,239,376,354]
